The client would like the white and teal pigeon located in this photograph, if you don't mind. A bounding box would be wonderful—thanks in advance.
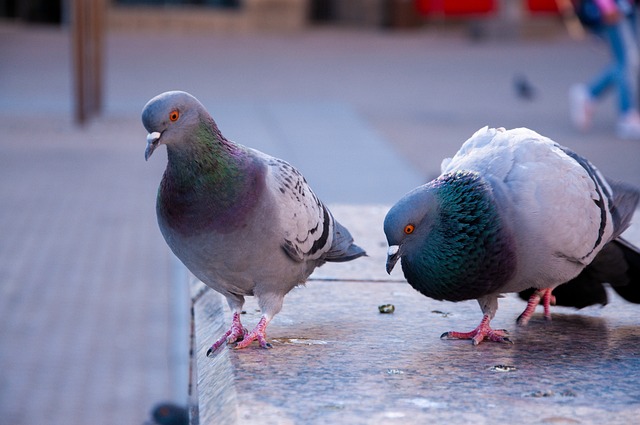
[384,126,640,345]
[142,91,366,354]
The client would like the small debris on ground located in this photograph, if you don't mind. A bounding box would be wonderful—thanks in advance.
[378,304,395,314]
[489,364,517,372]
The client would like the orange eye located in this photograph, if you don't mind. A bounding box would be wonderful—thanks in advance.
[169,110,179,122]
[404,224,415,234]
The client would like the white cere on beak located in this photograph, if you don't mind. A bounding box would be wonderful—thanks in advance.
[387,245,399,257]
[147,132,161,144]
[144,132,163,161]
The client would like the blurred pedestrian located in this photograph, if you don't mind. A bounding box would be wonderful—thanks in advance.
[570,0,640,140]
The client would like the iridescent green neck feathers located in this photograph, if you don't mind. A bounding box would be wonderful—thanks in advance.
[402,171,516,301]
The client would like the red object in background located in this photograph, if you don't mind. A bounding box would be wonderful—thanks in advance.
[526,0,561,13]
[416,0,496,16]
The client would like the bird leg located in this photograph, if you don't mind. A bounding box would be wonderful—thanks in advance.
[206,311,247,357]
[517,288,556,326]
[441,314,512,345]
[234,315,273,349]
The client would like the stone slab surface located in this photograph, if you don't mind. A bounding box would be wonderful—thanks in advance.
[193,206,640,425]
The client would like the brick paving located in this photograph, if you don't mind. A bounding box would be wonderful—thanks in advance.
[0,116,175,425]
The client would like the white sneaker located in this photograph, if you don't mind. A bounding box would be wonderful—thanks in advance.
[616,111,640,140]
[569,84,594,132]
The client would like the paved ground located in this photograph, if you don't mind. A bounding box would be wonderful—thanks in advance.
[1,20,639,425]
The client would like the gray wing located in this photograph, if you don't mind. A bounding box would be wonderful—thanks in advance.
[267,157,336,263]
[266,157,366,263]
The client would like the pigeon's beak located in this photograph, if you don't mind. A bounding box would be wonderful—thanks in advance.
[145,131,162,161]
[386,245,401,274]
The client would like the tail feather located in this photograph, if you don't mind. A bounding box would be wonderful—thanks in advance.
[608,180,640,239]
[324,220,367,263]
[609,238,640,303]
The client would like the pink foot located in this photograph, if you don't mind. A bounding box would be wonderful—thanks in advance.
[517,288,556,326]
[206,312,247,357]
[441,314,512,345]
[234,316,272,350]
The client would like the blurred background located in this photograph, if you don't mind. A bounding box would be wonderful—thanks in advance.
[1,1,640,424]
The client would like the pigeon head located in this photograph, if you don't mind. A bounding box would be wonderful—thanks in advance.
[383,184,438,275]
[141,91,209,161]
[385,170,516,301]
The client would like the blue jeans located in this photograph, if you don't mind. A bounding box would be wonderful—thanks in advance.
[588,16,639,115]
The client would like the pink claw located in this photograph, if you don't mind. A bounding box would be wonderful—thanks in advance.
[206,312,246,357]
[234,316,272,350]
[517,288,555,326]
[441,314,512,345]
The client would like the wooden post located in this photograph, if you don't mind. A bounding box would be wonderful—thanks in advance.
[72,0,105,125]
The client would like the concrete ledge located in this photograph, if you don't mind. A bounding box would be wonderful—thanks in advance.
[190,283,239,425]
[190,282,640,424]
[188,206,640,424]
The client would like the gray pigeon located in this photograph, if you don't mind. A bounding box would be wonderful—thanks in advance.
[142,91,366,353]
[384,126,640,345]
